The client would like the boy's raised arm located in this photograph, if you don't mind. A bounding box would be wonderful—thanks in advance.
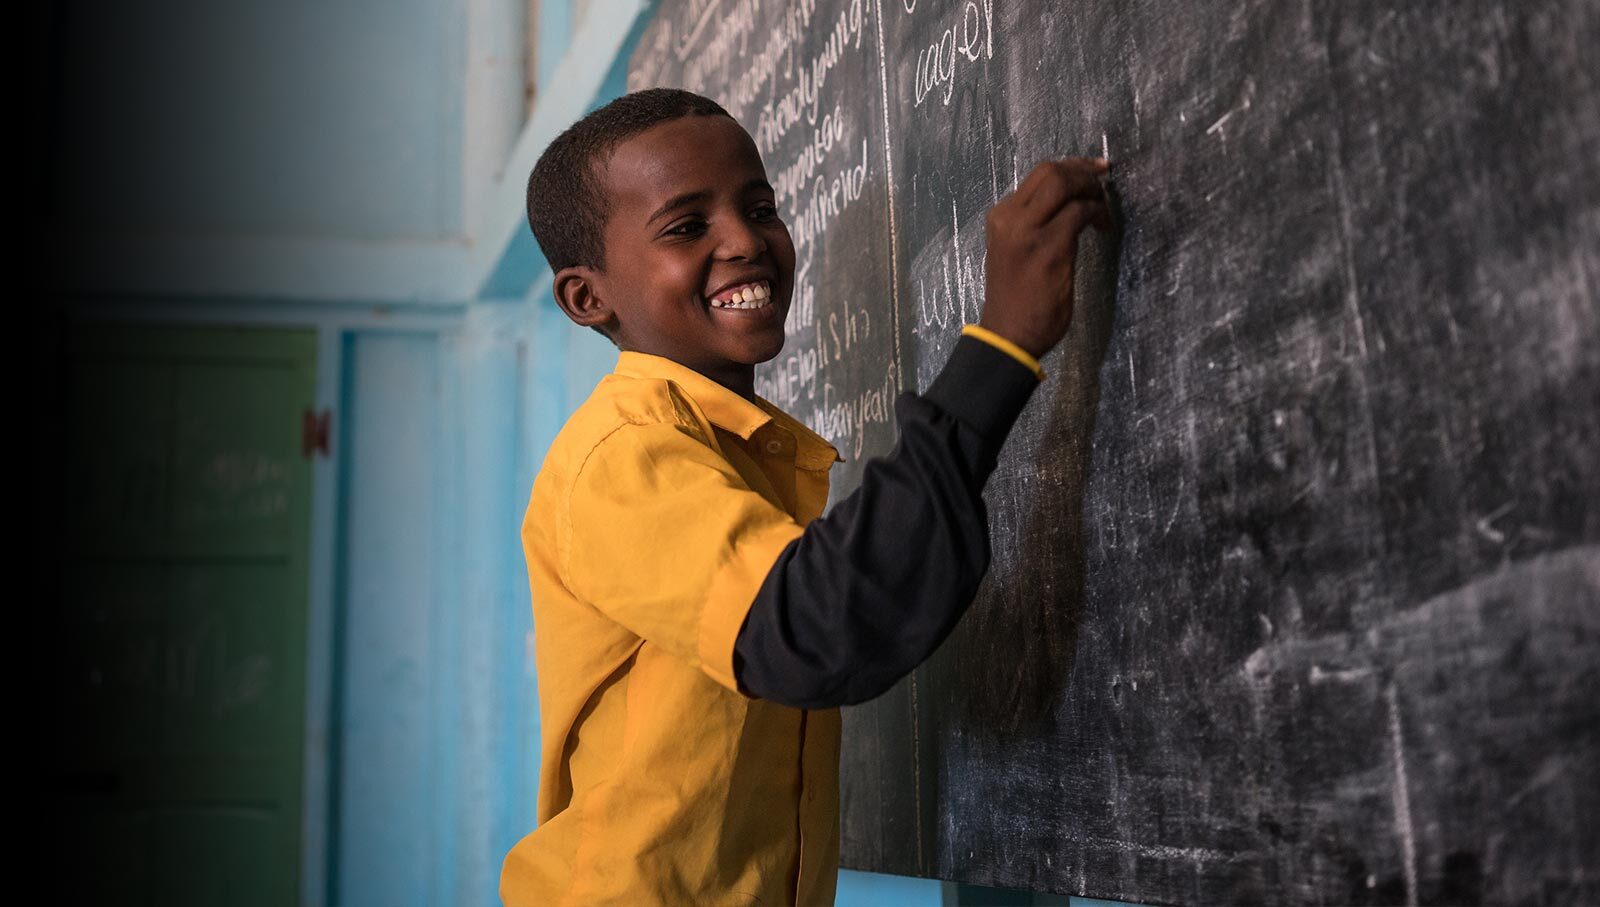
[733,156,1111,709]
[734,332,1041,707]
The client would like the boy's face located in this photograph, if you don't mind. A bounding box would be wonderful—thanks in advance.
[558,115,795,392]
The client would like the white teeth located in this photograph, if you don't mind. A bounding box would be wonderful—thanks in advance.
[710,280,773,308]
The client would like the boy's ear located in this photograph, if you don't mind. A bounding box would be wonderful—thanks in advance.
[552,266,617,333]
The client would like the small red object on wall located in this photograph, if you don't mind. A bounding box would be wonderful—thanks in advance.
[303,408,331,459]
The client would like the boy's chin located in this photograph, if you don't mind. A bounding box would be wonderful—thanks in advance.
[727,329,786,366]
[749,332,786,364]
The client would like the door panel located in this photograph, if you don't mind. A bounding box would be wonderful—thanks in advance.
[51,322,317,906]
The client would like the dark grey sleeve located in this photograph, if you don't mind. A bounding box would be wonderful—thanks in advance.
[732,334,1041,709]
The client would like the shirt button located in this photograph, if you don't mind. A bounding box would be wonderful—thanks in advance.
[766,439,784,454]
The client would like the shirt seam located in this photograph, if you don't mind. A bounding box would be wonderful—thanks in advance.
[557,411,709,594]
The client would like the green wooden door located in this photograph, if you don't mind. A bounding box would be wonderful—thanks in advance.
[51,323,318,906]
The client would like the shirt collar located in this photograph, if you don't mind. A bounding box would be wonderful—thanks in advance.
[613,351,844,466]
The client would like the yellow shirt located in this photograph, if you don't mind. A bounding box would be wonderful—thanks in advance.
[502,350,845,906]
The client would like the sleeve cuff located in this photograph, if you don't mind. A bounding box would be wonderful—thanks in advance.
[961,324,1046,381]
[923,332,1041,443]
[697,518,806,696]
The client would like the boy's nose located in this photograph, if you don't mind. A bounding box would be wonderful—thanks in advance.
[715,217,768,260]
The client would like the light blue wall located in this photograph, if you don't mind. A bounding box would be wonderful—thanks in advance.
[337,332,443,905]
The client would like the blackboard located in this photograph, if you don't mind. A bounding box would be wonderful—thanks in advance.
[628,1,1600,903]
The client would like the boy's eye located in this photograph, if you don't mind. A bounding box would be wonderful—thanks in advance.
[664,207,781,237]
[665,219,706,237]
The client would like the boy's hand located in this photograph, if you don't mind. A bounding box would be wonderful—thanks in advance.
[979,156,1112,361]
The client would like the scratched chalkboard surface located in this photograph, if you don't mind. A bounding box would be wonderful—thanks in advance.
[628,1,1599,903]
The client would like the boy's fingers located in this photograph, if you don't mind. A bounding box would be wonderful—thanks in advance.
[1042,197,1108,241]
[1020,157,1112,225]
[1089,194,1114,231]
[1050,158,1110,201]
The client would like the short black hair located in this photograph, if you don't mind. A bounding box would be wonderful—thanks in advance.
[526,87,734,345]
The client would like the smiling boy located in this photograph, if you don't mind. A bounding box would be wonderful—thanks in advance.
[502,88,1108,906]
[558,111,793,390]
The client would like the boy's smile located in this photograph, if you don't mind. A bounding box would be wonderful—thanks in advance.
[557,114,796,401]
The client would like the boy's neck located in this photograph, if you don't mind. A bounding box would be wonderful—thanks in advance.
[709,366,758,403]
